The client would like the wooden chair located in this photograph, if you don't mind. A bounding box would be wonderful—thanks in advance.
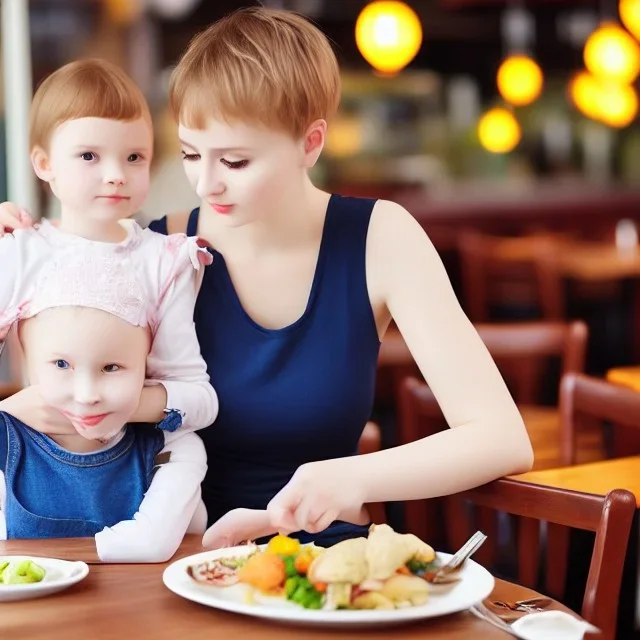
[396,321,588,448]
[457,230,566,322]
[445,479,635,640]
[560,373,640,465]
[378,318,585,410]
[357,421,386,525]
[396,321,588,543]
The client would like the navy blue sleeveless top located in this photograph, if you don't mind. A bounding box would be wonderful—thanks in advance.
[149,194,381,545]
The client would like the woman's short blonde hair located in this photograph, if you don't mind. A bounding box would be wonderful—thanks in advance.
[30,58,151,150]
[169,7,341,139]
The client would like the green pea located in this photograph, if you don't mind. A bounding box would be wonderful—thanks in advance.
[302,591,323,609]
[284,577,299,599]
[281,555,298,578]
[291,584,309,603]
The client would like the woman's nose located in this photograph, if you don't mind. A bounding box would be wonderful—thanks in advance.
[196,161,225,200]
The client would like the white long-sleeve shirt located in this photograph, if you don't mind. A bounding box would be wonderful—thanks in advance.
[0,220,217,560]
[0,219,218,430]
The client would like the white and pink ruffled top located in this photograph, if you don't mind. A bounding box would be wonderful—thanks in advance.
[0,219,218,431]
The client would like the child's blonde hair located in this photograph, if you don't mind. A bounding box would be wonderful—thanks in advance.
[30,58,152,150]
[169,7,341,139]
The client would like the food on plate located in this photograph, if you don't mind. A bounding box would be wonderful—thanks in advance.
[0,559,46,585]
[266,534,301,556]
[308,524,437,610]
[186,524,444,612]
[365,523,436,580]
[237,552,287,592]
[187,542,258,587]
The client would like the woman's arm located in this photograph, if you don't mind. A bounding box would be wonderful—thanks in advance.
[361,199,534,493]
[268,200,533,534]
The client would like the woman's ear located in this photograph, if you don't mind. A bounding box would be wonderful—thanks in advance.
[302,119,327,169]
[31,146,53,182]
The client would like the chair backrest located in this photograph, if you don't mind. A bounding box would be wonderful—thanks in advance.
[446,479,635,640]
[457,231,566,322]
[396,321,588,449]
[397,321,588,544]
[476,321,587,404]
[560,373,640,465]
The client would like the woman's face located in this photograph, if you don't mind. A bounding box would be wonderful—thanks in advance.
[178,118,310,228]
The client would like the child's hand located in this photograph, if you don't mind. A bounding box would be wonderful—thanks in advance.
[0,203,33,238]
[202,508,275,549]
[0,385,75,435]
[266,460,370,535]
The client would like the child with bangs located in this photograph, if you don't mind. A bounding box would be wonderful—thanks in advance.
[0,59,217,561]
[0,8,532,549]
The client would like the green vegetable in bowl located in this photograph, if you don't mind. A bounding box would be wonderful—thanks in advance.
[0,559,46,584]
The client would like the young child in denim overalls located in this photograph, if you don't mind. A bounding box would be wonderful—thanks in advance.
[0,59,216,562]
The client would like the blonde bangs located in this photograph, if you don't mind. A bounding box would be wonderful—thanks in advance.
[30,59,151,150]
[170,56,305,135]
[169,8,341,139]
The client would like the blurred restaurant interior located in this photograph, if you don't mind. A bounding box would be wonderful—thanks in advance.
[5,0,640,395]
[6,0,640,637]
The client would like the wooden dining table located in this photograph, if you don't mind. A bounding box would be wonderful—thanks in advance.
[514,455,640,505]
[514,455,640,633]
[0,535,580,640]
[518,405,606,470]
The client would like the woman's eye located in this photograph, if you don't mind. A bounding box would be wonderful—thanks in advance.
[81,152,96,161]
[181,152,201,162]
[221,159,249,169]
[54,360,69,370]
[103,364,120,373]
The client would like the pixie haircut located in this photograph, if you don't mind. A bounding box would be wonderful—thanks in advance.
[169,7,341,139]
[29,58,151,150]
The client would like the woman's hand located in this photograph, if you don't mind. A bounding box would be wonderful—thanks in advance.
[0,385,76,435]
[202,508,274,549]
[0,203,33,237]
[266,459,370,535]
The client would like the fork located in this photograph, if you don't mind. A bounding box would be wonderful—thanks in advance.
[430,530,487,584]
[491,597,552,616]
[470,601,521,637]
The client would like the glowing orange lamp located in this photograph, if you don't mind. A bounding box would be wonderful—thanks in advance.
[355,1,423,75]
[497,55,544,106]
[477,108,522,154]
[583,22,640,83]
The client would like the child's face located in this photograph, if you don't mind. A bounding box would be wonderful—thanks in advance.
[20,307,150,441]
[33,117,153,226]
[178,118,314,227]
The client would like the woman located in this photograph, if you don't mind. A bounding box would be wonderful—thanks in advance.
[0,7,532,548]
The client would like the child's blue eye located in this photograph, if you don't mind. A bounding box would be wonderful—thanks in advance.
[81,152,96,161]
[54,360,69,369]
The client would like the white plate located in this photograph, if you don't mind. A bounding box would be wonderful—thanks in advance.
[163,545,495,628]
[0,556,89,602]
